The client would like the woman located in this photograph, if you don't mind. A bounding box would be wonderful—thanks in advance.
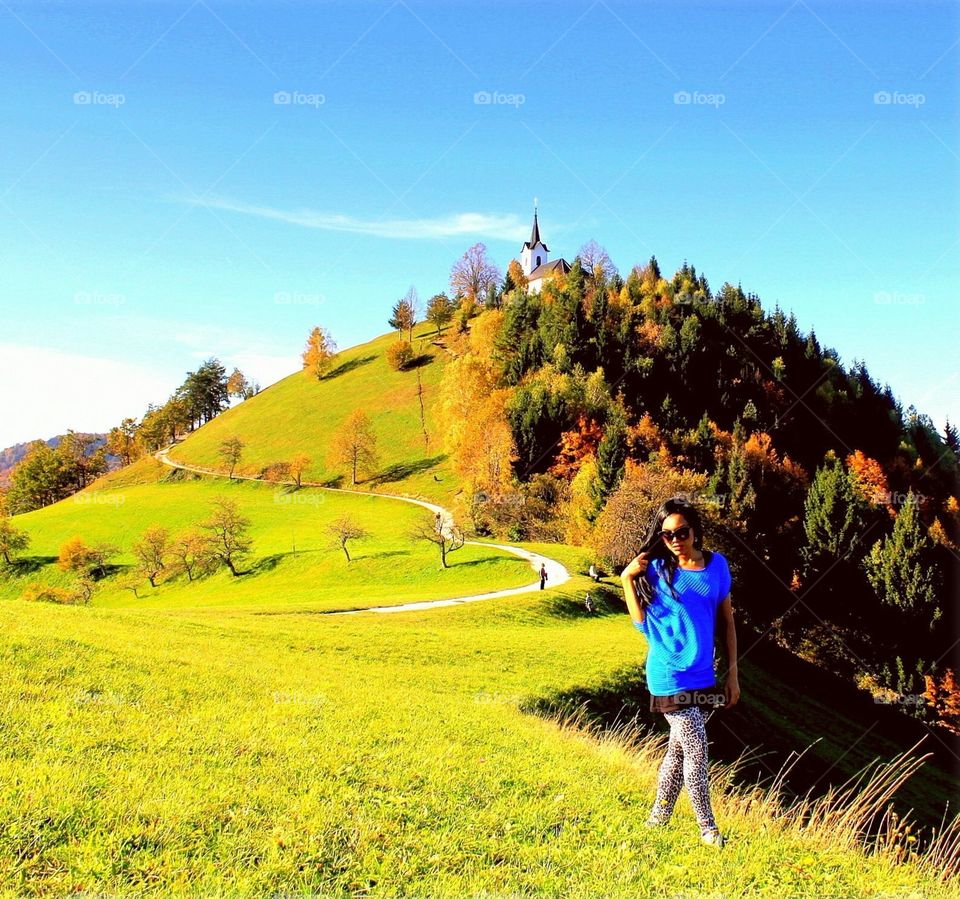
[620,497,740,847]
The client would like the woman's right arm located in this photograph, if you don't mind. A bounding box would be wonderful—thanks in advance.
[620,553,650,625]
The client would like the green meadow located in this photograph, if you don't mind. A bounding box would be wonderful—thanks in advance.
[0,459,531,613]
[2,569,952,896]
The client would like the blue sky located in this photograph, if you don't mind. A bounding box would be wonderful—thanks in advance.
[1,0,957,448]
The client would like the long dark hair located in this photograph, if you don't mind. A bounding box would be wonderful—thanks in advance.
[635,497,706,609]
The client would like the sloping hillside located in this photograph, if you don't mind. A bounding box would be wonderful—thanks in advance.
[167,324,455,504]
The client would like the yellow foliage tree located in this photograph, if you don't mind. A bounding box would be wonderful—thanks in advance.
[302,326,338,380]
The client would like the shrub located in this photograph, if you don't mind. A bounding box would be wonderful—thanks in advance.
[386,340,415,371]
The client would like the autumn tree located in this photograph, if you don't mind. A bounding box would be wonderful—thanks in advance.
[426,293,454,335]
[289,453,311,488]
[450,243,500,303]
[226,368,252,400]
[0,517,30,565]
[302,326,338,380]
[923,669,960,734]
[201,498,253,577]
[506,259,528,292]
[592,460,712,569]
[170,530,213,581]
[330,410,379,485]
[550,416,604,481]
[107,418,143,467]
[847,449,893,517]
[218,437,245,479]
[58,537,117,579]
[386,340,415,371]
[328,516,369,563]
[132,525,170,587]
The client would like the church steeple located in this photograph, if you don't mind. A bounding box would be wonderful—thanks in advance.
[529,209,542,247]
[520,204,549,275]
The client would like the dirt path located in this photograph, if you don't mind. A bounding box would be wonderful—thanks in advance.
[155,446,571,614]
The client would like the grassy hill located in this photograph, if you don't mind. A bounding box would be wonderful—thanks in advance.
[167,323,455,505]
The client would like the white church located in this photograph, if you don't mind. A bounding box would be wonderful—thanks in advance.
[519,208,571,294]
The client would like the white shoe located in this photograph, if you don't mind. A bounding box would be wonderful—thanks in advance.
[701,829,725,847]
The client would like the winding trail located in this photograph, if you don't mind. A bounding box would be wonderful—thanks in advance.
[155,446,570,615]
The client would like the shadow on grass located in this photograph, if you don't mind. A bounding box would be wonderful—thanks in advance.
[370,455,447,486]
[325,355,377,380]
[0,555,59,577]
[246,554,284,575]
[520,626,960,839]
[402,353,434,370]
[536,583,623,620]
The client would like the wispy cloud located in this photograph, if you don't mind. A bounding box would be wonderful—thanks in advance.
[181,196,531,242]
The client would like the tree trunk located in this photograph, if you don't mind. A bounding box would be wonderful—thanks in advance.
[341,542,351,563]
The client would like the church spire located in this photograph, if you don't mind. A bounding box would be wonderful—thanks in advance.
[529,206,541,247]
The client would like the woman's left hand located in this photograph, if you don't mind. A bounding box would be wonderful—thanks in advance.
[723,676,740,709]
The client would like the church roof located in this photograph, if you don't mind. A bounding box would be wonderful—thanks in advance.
[528,258,571,281]
[522,210,549,252]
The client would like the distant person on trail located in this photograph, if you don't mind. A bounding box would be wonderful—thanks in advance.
[589,564,600,582]
[584,593,594,613]
[539,563,548,590]
[620,497,739,848]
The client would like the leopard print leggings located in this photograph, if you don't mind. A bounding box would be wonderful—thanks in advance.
[649,706,718,834]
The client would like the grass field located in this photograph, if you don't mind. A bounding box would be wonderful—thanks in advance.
[166,323,455,505]
[0,458,532,613]
[2,566,953,897]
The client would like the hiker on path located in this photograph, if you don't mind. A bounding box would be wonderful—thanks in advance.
[620,497,739,848]
[539,563,548,590]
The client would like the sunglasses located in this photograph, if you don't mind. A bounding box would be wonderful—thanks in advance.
[660,525,692,542]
